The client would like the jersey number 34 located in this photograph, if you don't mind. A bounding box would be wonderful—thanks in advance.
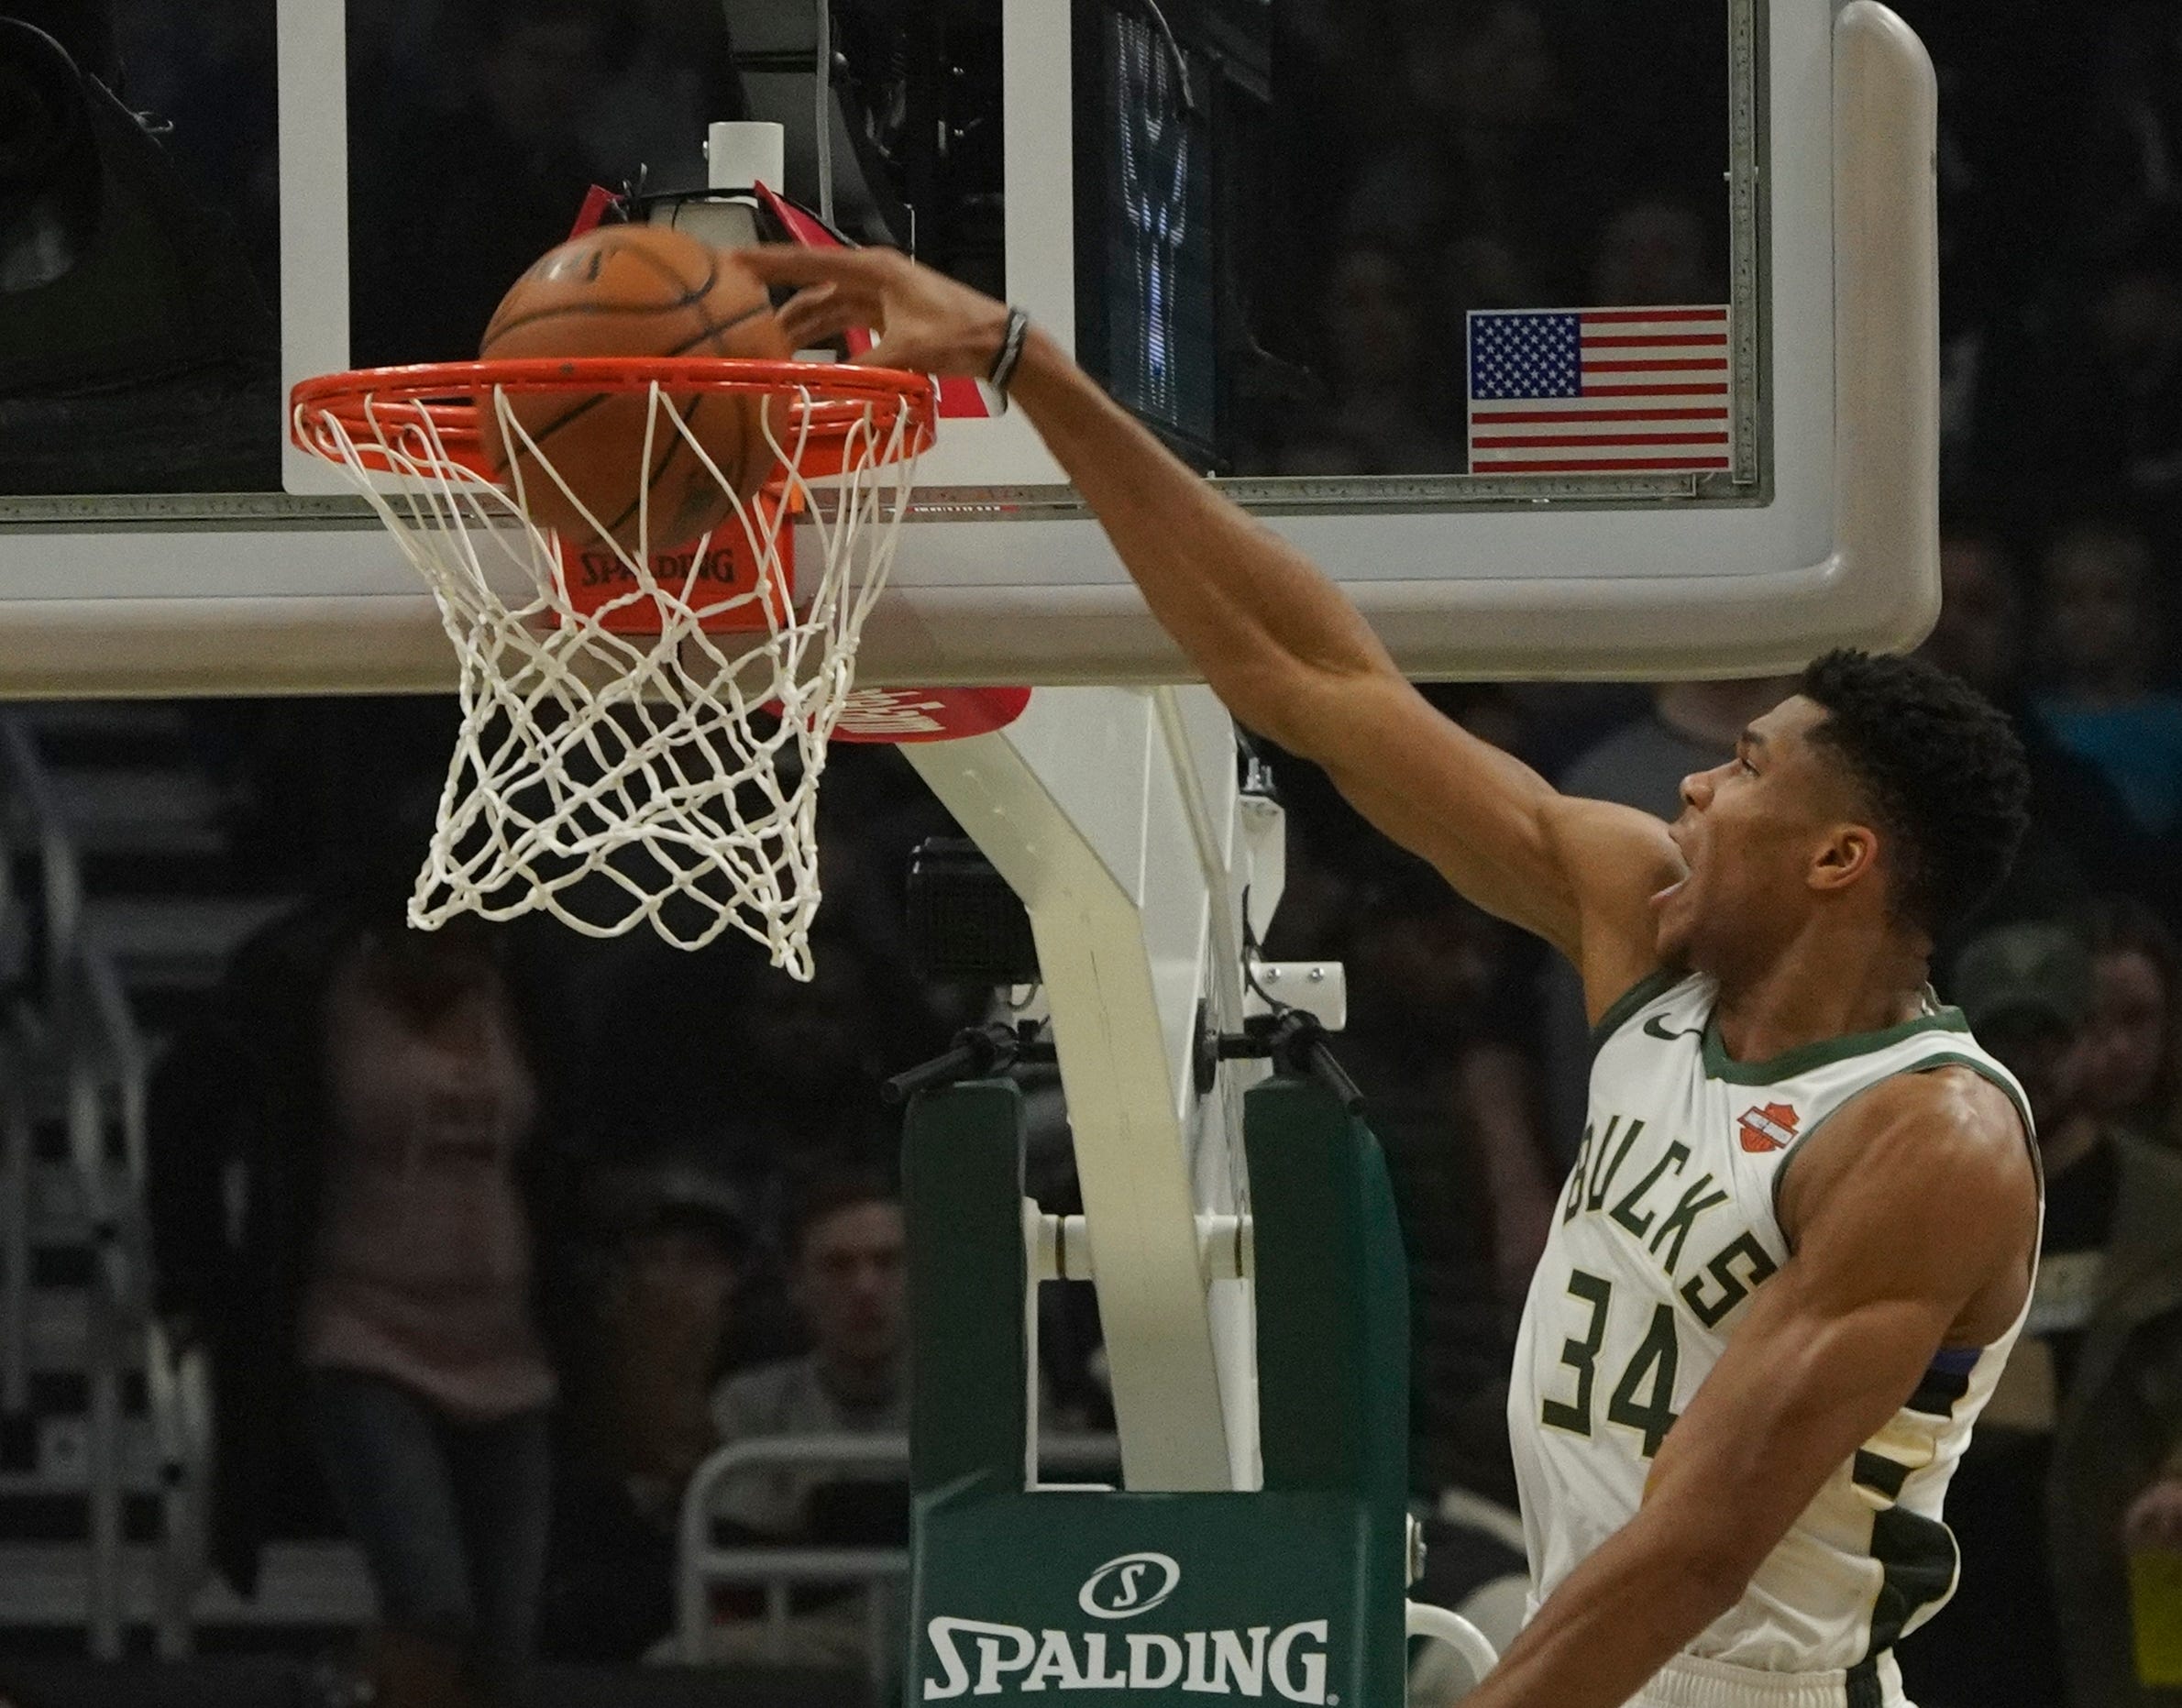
[1540,1270,1681,1458]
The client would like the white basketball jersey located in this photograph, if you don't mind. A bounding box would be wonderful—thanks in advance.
[1508,971,2037,1705]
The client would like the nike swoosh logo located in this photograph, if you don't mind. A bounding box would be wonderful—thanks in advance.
[1643,1016,1704,1042]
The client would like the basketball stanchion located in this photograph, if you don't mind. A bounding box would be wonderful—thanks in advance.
[900,1066,1500,1704]
[292,355,936,977]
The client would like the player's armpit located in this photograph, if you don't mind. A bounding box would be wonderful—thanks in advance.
[1312,675,1681,976]
[1545,795,1687,1025]
[1459,1074,2034,1708]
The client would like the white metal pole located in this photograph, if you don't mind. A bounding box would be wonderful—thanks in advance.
[904,687,1260,1492]
[814,0,836,226]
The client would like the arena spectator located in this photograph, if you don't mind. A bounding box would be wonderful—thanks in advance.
[1323,853,1546,1500]
[1334,6,1548,260]
[149,897,564,1708]
[1431,231,1543,332]
[1988,213,2182,546]
[1278,247,1456,475]
[668,1168,910,1669]
[559,929,902,1208]
[540,1149,752,1662]
[2033,522,2182,845]
[1435,2,1589,299]
[2084,8,2182,227]
[1894,0,2102,313]
[708,1168,909,1536]
[1918,528,2146,924]
[1552,0,1727,219]
[347,0,643,364]
[1589,196,1715,306]
[2077,896,2182,1152]
[2089,211,2182,528]
[1907,920,2182,1708]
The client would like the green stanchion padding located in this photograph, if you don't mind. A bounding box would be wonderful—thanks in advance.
[1246,1075,1411,1510]
[903,1074,1417,1704]
[1244,1075,1411,1708]
[905,1078,1030,1496]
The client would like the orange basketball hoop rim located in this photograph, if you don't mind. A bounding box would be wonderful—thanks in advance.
[292,356,937,639]
[291,356,939,483]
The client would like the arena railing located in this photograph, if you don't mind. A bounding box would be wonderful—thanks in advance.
[0,712,162,1658]
[1,1006,36,1427]
[676,1433,1123,1682]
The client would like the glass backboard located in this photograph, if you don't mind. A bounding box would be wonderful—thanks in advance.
[0,0,1938,693]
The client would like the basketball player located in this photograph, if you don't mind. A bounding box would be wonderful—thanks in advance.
[742,246,2043,1708]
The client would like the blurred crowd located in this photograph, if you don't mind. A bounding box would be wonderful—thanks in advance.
[4,0,2171,1705]
[145,739,995,1702]
[1263,0,1732,473]
[1266,0,2182,512]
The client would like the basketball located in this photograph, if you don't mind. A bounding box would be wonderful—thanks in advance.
[475,225,792,554]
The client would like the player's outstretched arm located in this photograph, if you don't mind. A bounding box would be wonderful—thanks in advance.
[740,246,1680,1006]
[1460,1069,2037,1708]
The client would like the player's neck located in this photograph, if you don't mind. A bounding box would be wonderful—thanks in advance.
[1707,923,1932,1066]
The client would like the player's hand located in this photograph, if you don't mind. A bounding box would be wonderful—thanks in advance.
[2125,1477,2182,1552]
[738,246,1015,380]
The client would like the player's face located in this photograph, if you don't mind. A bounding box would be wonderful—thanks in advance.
[1654,696,1862,973]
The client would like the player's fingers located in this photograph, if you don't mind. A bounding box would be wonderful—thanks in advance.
[788,288,893,348]
[774,283,864,347]
[853,334,920,371]
[741,244,900,289]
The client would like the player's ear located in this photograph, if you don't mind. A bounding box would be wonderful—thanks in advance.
[1807,822,1879,895]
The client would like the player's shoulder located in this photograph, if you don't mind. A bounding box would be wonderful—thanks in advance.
[1847,1063,2027,1152]
[1780,1063,2035,1239]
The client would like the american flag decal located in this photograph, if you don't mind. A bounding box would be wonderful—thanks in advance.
[1466,306,1732,475]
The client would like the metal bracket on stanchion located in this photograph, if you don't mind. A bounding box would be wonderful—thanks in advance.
[1198,1009,1366,1116]
[881,1019,1058,1105]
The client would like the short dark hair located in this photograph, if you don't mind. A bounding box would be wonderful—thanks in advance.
[1797,649,2030,936]
[787,1163,899,1257]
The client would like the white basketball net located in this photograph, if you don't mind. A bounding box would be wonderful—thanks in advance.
[294,365,929,980]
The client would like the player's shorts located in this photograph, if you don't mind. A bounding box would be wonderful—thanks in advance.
[1632,1649,1909,1708]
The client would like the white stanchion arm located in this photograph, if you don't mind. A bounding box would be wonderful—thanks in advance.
[905,685,1258,1492]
